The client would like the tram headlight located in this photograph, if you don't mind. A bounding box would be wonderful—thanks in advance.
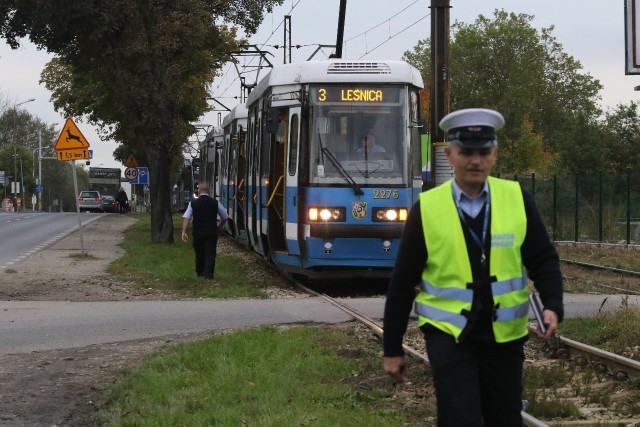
[308,207,346,222]
[373,208,408,222]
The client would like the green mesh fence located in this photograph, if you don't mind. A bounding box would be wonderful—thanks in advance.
[515,171,640,244]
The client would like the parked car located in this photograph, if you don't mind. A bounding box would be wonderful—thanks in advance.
[77,191,104,213]
[101,195,119,213]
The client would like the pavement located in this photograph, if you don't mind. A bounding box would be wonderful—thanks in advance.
[2,294,639,355]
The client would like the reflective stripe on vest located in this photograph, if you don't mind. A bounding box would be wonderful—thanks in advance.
[415,177,529,343]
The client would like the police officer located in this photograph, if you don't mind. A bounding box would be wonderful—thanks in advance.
[383,108,563,426]
[181,183,229,280]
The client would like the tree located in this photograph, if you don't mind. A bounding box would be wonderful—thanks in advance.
[601,102,640,173]
[495,117,552,177]
[0,0,282,242]
[403,10,603,176]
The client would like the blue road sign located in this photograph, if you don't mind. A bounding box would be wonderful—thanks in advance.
[130,167,148,185]
[35,184,44,193]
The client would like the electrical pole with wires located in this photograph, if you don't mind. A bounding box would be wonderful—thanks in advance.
[429,0,451,187]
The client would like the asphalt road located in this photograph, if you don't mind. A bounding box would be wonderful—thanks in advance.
[0,211,101,268]
[1,294,638,356]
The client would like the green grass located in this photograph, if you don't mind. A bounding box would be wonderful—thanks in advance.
[559,303,640,358]
[107,213,281,298]
[101,326,416,427]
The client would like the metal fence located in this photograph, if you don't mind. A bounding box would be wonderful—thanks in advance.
[514,171,640,245]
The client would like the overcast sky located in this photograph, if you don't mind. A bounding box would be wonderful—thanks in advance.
[0,0,637,170]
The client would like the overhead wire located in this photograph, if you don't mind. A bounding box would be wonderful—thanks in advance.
[209,0,305,102]
[210,0,427,102]
[358,13,430,58]
[344,0,422,43]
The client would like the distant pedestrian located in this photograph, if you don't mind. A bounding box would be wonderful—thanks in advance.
[181,183,229,280]
[383,108,564,426]
[116,187,128,214]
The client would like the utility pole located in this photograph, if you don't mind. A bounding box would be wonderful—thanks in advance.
[12,98,35,211]
[284,15,292,64]
[430,0,451,186]
[334,0,347,58]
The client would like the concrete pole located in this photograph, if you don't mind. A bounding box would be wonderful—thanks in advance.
[38,129,42,212]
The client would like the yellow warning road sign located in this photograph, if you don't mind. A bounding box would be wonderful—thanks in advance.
[57,148,90,161]
[54,118,90,150]
[124,154,139,168]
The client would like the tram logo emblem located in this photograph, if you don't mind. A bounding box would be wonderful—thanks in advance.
[352,202,367,219]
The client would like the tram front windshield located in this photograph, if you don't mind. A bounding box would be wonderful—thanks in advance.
[309,84,408,186]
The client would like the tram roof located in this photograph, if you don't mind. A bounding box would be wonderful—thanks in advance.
[222,104,248,128]
[246,60,423,106]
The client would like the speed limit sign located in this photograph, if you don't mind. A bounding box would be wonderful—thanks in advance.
[125,167,138,181]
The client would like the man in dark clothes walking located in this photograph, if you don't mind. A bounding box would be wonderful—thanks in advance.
[181,183,229,279]
[383,108,563,426]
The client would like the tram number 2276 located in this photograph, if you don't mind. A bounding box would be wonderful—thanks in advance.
[373,190,399,199]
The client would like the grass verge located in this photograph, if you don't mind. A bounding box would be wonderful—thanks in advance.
[107,213,284,298]
[101,325,434,427]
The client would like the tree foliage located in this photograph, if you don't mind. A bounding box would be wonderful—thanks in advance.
[0,0,282,242]
[403,10,604,176]
[602,102,640,173]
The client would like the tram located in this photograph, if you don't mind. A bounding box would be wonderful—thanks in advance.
[219,60,425,279]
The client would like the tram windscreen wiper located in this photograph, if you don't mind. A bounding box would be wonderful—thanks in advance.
[317,130,363,195]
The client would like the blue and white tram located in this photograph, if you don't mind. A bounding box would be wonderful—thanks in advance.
[220,104,248,239]
[223,60,424,279]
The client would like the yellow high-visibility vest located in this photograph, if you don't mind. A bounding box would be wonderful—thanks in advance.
[415,176,529,343]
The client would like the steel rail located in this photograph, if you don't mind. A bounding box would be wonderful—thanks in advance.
[226,236,637,425]
[556,334,640,384]
[560,258,640,278]
[294,280,549,426]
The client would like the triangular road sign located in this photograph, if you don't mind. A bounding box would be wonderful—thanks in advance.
[124,154,139,168]
[54,118,90,150]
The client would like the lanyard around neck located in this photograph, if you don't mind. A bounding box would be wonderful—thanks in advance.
[451,186,490,267]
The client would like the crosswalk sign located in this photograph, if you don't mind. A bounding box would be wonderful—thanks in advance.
[54,118,90,150]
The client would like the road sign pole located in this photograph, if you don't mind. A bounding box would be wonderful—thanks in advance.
[71,160,85,254]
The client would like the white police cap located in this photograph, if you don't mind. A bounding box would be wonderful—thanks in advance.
[439,108,505,148]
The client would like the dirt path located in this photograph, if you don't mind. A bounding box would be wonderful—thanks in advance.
[0,214,212,426]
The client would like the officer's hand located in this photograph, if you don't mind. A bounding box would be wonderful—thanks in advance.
[383,356,407,383]
[537,309,559,339]
[181,232,188,242]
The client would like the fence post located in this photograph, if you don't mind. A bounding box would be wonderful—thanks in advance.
[552,174,557,242]
[598,171,603,243]
[574,173,579,243]
[531,173,536,199]
[627,168,631,245]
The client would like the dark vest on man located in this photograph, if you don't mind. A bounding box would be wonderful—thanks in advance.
[191,195,219,238]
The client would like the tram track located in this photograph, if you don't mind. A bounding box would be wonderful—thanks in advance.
[560,258,640,279]
[294,279,640,426]
[230,236,640,425]
[560,258,640,295]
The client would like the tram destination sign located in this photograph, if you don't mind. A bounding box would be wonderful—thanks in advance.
[314,85,399,103]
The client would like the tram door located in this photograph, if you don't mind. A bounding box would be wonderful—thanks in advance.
[267,108,288,253]
[235,126,247,236]
[285,108,300,255]
[248,115,261,250]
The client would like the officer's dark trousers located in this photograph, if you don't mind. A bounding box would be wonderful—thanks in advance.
[192,233,218,279]
[424,329,524,427]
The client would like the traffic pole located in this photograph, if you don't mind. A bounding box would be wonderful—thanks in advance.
[71,160,85,254]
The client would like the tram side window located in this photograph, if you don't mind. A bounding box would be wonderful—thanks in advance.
[288,114,299,176]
